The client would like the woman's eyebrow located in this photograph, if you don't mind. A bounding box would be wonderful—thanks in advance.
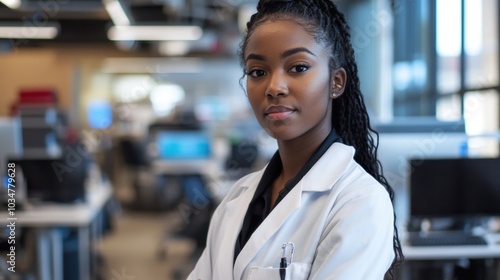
[245,47,316,62]
[281,47,316,59]
[245,53,265,62]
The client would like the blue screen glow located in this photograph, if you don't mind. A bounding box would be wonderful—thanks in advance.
[157,131,211,160]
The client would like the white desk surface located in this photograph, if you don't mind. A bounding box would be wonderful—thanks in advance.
[0,181,112,227]
[152,158,220,175]
[403,233,500,260]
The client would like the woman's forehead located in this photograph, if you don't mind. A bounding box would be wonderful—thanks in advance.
[245,20,326,56]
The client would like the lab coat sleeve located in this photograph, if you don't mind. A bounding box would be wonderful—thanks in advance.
[308,182,395,280]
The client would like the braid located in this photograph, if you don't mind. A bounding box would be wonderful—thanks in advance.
[326,3,404,276]
[239,0,403,276]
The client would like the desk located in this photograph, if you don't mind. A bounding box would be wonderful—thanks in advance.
[0,181,112,280]
[401,233,500,279]
[402,233,500,260]
[152,158,219,176]
[152,159,232,203]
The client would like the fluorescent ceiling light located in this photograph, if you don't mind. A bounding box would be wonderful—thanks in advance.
[0,25,59,39]
[101,57,203,73]
[102,0,131,26]
[0,0,21,9]
[108,25,203,41]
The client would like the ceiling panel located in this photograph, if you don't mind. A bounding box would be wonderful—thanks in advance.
[0,0,253,54]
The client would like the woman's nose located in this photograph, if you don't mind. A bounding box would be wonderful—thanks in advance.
[265,72,288,98]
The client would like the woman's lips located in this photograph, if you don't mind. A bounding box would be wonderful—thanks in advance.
[265,105,295,120]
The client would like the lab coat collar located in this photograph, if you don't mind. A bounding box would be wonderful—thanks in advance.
[300,142,355,191]
[237,142,355,193]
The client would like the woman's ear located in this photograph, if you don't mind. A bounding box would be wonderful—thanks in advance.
[330,68,347,99]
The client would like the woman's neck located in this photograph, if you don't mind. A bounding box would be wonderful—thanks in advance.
[276,128,331,183]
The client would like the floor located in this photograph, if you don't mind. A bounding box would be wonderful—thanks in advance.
[96,174,200,280]
[98,209,198,280]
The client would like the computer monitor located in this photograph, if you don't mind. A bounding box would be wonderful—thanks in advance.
[10,156,88,203]
[156,130,211,160]
[409,157,500,220]
[462,158,500,215]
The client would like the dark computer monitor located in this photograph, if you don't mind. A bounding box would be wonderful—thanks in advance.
[462,158,500,216]
[156,130,211,160]
[10,156,88,203]
[409,157,500,220]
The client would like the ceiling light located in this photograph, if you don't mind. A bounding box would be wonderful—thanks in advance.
[101,57,203,74]
[0,24,59,39]
[107,25,203,41]
[102,0,132,26]
[0,0,21,9]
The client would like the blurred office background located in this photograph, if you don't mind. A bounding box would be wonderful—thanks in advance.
[0,0,499,279]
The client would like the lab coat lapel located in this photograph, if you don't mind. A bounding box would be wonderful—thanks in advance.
[233,181,302,280]
[215,177,258,280]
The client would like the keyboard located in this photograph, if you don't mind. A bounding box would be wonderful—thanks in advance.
[408,232,488,247]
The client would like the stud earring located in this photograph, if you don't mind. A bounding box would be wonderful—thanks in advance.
[331,83,343,98]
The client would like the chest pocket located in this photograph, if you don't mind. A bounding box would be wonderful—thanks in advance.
[247,262,311,280]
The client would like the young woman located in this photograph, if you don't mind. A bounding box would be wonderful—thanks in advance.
[188,0,403,279]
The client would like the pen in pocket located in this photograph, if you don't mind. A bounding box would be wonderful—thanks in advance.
[280,242,294,280]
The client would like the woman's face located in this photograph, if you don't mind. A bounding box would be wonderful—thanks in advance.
[244,19,336,142]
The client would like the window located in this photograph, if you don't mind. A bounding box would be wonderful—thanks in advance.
[392,0,499,137]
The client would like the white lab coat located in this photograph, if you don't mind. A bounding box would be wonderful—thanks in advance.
[188,142,395,280]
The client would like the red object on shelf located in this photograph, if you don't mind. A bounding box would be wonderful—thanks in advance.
[18,89,58,105]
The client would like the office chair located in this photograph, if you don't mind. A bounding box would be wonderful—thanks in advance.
[118,138,151,167]
[147,119,216,265]
[157,174,216,261]
[118,138,183,211]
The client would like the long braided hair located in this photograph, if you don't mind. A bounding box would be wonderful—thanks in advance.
[238,0,404,277]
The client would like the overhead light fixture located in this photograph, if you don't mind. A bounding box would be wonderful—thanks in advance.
[0,0,21,9]
[107,25,203,41]
[102,0,132,26]
[0,23,59,39]
[101,57,203,74]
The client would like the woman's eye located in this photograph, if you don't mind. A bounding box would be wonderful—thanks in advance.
[246,69,266,78]
[289,64,309,73]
